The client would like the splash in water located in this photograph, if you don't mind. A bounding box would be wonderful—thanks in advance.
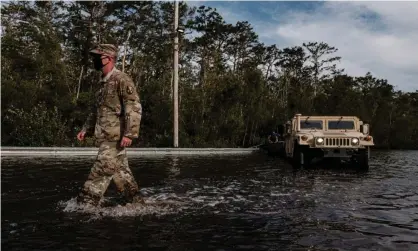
[56,183,255,219]
[57,194,187,220]
[56,182,310,220]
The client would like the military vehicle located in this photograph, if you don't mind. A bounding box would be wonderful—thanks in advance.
[281,114,374,170]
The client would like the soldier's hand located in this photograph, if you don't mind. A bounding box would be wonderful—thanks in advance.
[120,137,132,147]
[77,131,86,141]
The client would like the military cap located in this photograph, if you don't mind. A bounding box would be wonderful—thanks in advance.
[89,44,118,58]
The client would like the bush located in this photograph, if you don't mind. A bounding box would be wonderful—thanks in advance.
[3,102,71,146]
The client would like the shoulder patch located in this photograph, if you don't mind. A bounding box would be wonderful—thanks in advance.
[127,85,134,94]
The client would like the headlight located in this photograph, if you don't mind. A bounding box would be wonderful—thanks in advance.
[316,137,324,144]
[351,138,359,145]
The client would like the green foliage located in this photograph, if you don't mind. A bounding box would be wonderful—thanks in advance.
[1,1,417,149]
[2,103,71,146]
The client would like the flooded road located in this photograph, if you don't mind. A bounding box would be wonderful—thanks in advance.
[2,150,418,250]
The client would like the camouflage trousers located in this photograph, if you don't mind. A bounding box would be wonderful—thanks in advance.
[77,141,140,206]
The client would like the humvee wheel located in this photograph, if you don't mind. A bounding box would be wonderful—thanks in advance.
[353,148,369,171]
[292,143,312,169]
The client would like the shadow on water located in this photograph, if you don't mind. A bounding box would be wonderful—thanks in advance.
[2,150,418,250]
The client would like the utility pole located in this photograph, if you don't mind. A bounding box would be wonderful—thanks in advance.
[173,0,179,148]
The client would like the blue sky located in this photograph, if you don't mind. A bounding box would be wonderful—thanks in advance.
[185,1,418,92]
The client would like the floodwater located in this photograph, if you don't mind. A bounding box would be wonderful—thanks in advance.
[2,150,418,251]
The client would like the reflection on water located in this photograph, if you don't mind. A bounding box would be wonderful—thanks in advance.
[2,150,418,250]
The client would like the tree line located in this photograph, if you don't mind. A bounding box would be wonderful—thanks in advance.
[1,1,417,149]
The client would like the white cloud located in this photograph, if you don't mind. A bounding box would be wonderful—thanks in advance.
[194,1,418,92]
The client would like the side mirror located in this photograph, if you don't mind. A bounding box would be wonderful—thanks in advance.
[362,124,369,134]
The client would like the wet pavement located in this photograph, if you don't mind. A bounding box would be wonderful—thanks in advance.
[2,150,418,250]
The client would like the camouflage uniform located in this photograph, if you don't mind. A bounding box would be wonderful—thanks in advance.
[77,44,143,206]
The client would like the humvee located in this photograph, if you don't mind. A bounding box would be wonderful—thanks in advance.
[282,114,374,170]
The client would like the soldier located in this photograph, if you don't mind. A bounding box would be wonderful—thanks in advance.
[76,44,144,207]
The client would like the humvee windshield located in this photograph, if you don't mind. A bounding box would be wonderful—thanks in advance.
[328,120,355,130]
[300,120,323,129]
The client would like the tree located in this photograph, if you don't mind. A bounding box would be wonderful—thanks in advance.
[1,1,417,149]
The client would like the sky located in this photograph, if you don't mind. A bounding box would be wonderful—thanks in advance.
[185,1,418,92]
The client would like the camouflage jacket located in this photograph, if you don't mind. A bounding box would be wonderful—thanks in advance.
[82,67,142,145]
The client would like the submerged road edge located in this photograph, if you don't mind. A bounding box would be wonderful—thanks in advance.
[0,147,260,157]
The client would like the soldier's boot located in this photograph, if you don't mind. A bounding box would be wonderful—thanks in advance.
[110,193,145,205]
[131,193,145,204]
[77,172,112,208]
[114,193,145,206]
[76,190,102,207]
[117,190,145,205]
